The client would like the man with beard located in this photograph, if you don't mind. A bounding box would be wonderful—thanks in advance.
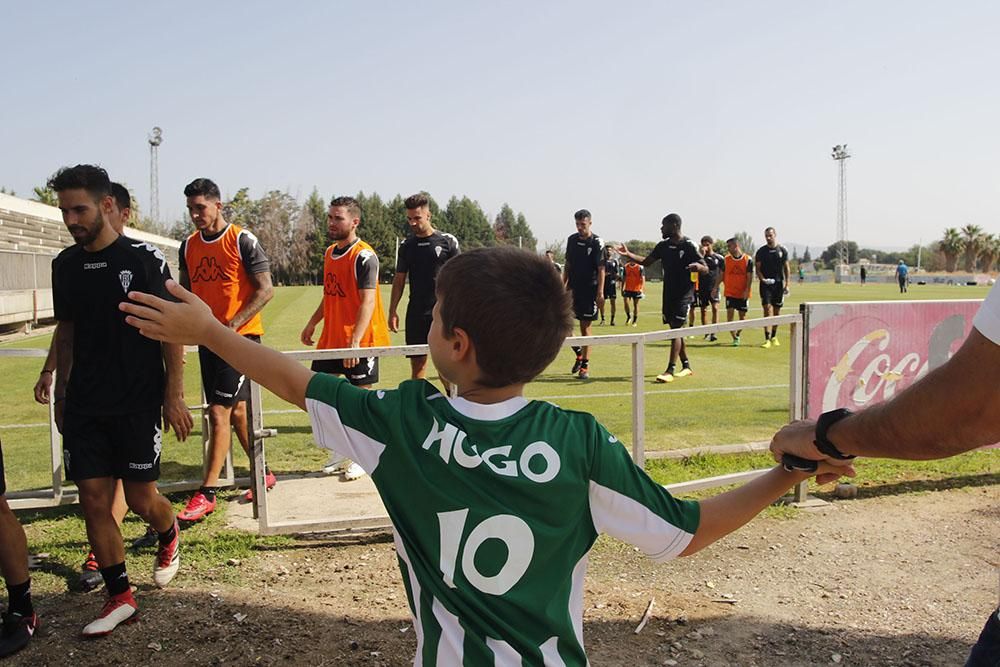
[300,197,390,480]
[49,164,189,636]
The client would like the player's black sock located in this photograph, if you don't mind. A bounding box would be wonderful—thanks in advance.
[200,487,217,502]
[665,365,675,374]
[100,562,130,597]
[682,360,691,369]
[157,521,177,547]
[6,579,33,617]
[571,346,582,357]
[580,359,589,368]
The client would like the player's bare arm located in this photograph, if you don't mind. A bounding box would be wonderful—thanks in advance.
[228,270,274,331]
[53,320,74,433]
[161,343,192,441]
[33,328,58,404]
[122,280,312,411]
[596,264,606,309]
[679,462,854,557]
[300,302,324,346]
[178,262,191,291]
[344,288,378,369]
[771,327,1000,463]
[387,271,407,332]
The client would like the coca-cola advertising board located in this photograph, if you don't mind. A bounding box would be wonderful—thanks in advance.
[803,300,984,419]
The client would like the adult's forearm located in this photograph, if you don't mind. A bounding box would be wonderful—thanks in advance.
[54,322,74,396]
[42,328,57,372]
[350,292,377,347]
[162,343,185,395]
[388,274,406,314]
[830,328,1000,459]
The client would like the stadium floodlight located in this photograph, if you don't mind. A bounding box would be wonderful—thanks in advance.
[831,144,851,279]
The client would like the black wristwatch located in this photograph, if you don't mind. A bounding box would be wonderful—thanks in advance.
[814,408,855,460]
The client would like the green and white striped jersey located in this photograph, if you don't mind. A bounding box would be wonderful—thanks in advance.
[306,374,700,666]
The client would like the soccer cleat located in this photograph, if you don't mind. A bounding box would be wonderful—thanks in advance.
[631,321,638,328]
[732,336,741,347]
[82,592,138,638]
[80,551,102,592]
[578,365,590,380]
[177,491,216,522]
[675,367,693,378]
[153,519,180,588]
[242,470,278,502]
[0,611,39,658]
[610,320,615,326]
[761,339,772,349]
[771,337,781,347]
[709,334,718,342]
[655,371,675,383]
[131,526,158,550]
[343,462,366,481]
[322,454,350,475]
[570,357,583,375]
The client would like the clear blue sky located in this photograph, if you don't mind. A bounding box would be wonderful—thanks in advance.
[3,1,998,251]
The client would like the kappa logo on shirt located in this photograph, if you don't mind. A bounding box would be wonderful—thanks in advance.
[84,261,108,270]
[191,256,225,282]
[119,270,133,293]
[323,272,347,297]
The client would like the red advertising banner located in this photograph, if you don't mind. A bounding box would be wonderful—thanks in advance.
[803,300,984,419]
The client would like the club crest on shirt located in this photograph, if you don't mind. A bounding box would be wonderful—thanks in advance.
[435,245,443,257]
[119,270,134,293]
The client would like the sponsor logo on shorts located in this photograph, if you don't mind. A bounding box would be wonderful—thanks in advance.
[84,261,107,270]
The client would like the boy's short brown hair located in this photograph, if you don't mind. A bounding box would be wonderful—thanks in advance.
[436,247,573,388]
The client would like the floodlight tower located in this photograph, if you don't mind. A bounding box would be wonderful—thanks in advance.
[148,126,163,224]
[831,144,850,278]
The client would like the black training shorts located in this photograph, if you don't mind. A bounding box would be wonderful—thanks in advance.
[662,299,691,328]
[623,290,644,299]
[725,297,749,312]
[199,334,259,406]
[696,282,720,305]
[311,357,380,387]
[61,407,164,482]
[759,281,785,308]
[572,288,599,321]
[405,306,433,347]
[603,282,617,300]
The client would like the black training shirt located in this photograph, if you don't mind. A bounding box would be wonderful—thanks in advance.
[647,237,705,302]
[565,233,603,292]
[52,235,173,415]
[754,244,789,281]
[702,251,725,288]
[397,231,460,314]
[603,258,621,289]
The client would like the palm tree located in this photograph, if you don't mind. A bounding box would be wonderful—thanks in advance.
[977,234,1000,273]
[960,224,984,272]
[938,228,964,272]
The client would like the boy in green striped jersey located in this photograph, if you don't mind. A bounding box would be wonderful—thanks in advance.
[121,246,852,666]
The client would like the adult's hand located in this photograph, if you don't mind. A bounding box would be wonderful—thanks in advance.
[388,312,400,333]
[770,419,854,470]
[33,372,53,404]
[163,393,193,441]
[300,321,317,346]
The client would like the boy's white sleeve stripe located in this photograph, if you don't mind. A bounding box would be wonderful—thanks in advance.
[973,284,1000,345]
[588,481,693,562]
[306,397,387,474]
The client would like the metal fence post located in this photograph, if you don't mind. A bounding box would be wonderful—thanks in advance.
[48,378,62,502]
[248,380,269,530]
[631,340,646,467]
[789,317,809,502]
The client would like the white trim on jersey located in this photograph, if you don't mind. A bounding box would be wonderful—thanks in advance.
[441,232,459,252]
[974,283,1000,345]
[486,637,521,665]
[569,554,588,658]
[588,481,694,562]
[305,398,387,474]
[540,636,568,667]
[393,533,426,665]
[236,227,259,249]
[432,597,464,666]
[447,395,529,421]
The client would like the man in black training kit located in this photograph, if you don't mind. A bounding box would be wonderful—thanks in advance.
[695,235,725,342]
[563,209,605,379]
[755,226,790,348]
[49,165,191,637]
[618,213,706,383]
[599,246,621,326]
[0,441,38,657]
[388,193,460,389]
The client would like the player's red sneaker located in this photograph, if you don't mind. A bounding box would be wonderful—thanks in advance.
[81,591,137,637]
[242,470,277,502]
[153,519,180,588]
[177,491,216,522]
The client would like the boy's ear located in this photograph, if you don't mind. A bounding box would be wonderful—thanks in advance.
[448,326,473,362]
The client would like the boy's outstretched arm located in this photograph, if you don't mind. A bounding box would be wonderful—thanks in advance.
[678,463,853,557]
[121,279,312,410]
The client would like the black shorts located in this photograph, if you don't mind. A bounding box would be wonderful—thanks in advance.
[603,283,617,299]
[0,441,6,496]
[311,357,380,387]
[405,306,433,347]
[759,282,785,308]
[199,335,259,406]
[572,289,599,321]
[696,283,720,305]
[662,299,691,328]
[622,290,644,299]
[725,297,749,312]
[62,407,163,482]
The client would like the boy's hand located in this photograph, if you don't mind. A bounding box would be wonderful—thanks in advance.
[121,280,217,345]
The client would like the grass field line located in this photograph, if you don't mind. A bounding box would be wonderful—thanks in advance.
[0,383,790,428]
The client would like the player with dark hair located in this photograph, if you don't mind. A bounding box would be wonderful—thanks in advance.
[622,259,645,326]
[722,237,754,346]
[695,236,725,341]
[300,196,391,480]
[48,164,190,636]
[755,226,790,348]
[544,249,562,274]
[0,441,38,657]
[598,246,621,326]
[178,177,275,517]
[122,245,850,665]
[564,209,605,379]
[618,214,706,382]
[388,193,459,389]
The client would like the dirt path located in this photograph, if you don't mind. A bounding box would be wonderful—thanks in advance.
[9,483,997,666]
